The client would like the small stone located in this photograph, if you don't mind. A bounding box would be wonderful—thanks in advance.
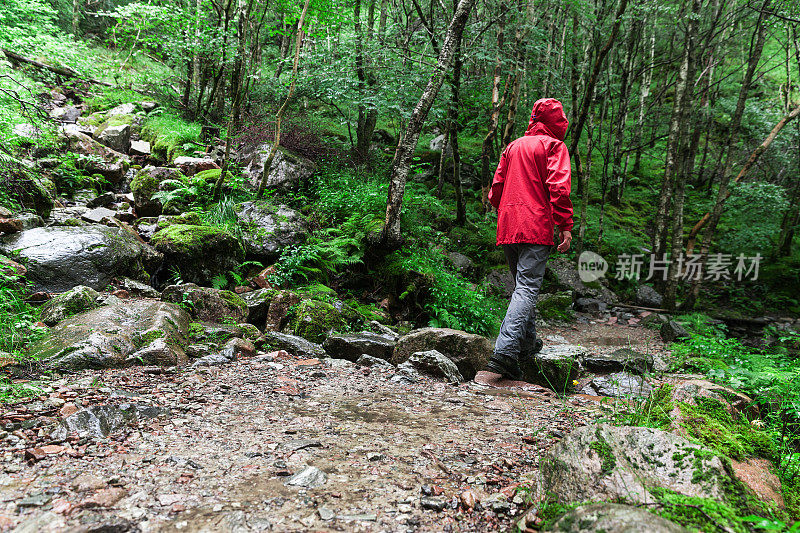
[420,497,446,511]
[286,466,327,488]
[318,507,335,521]
[366,452,385,462]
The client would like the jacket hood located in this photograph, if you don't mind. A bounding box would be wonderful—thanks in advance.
[525,98,568,141]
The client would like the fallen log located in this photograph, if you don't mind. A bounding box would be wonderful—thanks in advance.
[2,48,111,86]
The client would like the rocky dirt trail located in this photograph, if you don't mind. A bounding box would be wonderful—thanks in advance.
[0,321,667,533]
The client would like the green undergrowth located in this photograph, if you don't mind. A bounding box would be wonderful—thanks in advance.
[141,111,204,161]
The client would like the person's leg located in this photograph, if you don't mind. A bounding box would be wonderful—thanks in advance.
[488,244,549,377]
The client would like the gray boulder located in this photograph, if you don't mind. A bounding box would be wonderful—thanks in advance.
[541,424,731,504]
[96,123,131,153]
[39,286,102,326]
[240,288,278,325]
[323,332,396,362]
[544,503,689,533]
[636,284,663,308]
[580,372,653,398]
[546,257,616,303]
[484,267,515,299]
[161,283,247,323]
[236,142,315,191]
[446,252,476,276]
[356,354,394,369]
[262,332,325,359]
[28,300,190,370]
[661,320,690,343]
[50,105,81,123]
[574,297,608,314]
[521,344,583,391]
[0,226,158,293]
[392,327,492,381]
[580,347,653,375]
[63,128,130,183]
[406,350,464,383]
[235,202,309,261]
[86,191,115,208]
[130,166,186,217]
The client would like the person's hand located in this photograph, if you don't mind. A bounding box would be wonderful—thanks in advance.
[557,230,572,253]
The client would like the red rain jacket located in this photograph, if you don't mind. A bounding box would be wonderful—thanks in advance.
[489,98,573,246]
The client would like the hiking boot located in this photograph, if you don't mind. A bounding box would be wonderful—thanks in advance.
[485,353,522,380]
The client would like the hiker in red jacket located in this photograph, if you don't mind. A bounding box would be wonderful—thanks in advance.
[484,98,573,380]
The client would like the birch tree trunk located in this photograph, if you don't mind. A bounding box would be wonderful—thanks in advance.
[377,0,479,248]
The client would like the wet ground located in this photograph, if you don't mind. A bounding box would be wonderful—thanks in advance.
[0,322,668,532]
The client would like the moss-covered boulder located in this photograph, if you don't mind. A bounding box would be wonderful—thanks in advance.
[1,167,54,218]
[62,129,130,184]
[161,283,247,323]
[28,300,190,369]
[538,291,574,321]
[235,201,310,262]
[240,288,278,325]
[544,503,689,532]
[131,166,186,217]
[288,299,346,343]
[521,344,583,391]
[40,285,102,326]
[150,224,244,288]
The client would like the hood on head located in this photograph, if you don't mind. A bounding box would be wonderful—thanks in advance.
[525,98,568,141]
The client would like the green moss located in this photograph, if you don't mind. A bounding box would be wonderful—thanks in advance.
[150,224,232,254]
[133,329,165,348]
[589,429,616,476]
[194,169,234,183]
[679,397,778,462]
[297,284,337,301]
[217,290,247,314]
[538,291,574,321]
[156,212,202,229]
[290,299,345,343]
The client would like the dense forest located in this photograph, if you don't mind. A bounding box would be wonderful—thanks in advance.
[1,0,800,530]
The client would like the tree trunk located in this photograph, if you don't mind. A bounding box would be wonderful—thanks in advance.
[479,7,506,212]
[256,0,311,199]
[632,23,655,176]
[683,0,771,309]
[451,40,465,226]
[377,0,478,248]
[567,0,629,157]
[72,0,80,41]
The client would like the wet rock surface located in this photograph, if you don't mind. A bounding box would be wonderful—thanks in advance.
[0,226,158,293]
[392,327,493,381]
[323,332,396,362]
[235,202,309,262]
[544,503,689,532]
[28,300,190,370]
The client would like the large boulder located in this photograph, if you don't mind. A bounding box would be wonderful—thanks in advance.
[521,344,583,391]
[580,347,654,375]
[235,201,309,261]
[96,123,131,153]
[544,503,689,533]
[541,424,731,505]
[636,284,663,308]
[0,226,158,293]
[150,224,244,288]
[262,331,325,359]
[288,299,346,343]
[62,128,130,183]
[40,285,102,326]
[546,257,617,303]
[2,172,54,218]
[661,320,690,342]
[240,288,278,325]
[484,267,515,299]
[161,283,247,323]
[131,167,186,217]
[580,372,653,398]
[28,300,190,369]
[392,328,492,380]
[322,332,397,362]
[537,291,574,321]
[235,142,315,191]
[405,350,464,383]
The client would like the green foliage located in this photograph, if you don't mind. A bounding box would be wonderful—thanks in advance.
[0,261,45,359]
[384,248,503,337]
[141,112,203,161]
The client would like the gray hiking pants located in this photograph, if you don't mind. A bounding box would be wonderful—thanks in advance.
[494,244,550,360]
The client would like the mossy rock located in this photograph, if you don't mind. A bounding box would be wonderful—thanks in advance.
[40,285,102,326]
[288,299,346,343]
[156,212,202,229]
[297,284,337,302]
[194,169,234,183]
[161,283,247,323]
[538,291,574,321]
[151,225,244,287]
[131,167,186,217]
[95,113,140,138]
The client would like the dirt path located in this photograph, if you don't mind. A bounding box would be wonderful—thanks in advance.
[0,322,667,532]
